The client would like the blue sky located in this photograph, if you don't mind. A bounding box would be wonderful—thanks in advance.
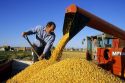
[0,0,125,48]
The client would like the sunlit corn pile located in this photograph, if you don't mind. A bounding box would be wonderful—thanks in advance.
[7,60,57,83]
[9,58,122,83]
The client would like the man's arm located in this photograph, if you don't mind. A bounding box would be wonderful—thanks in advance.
[22,25,41,37]
[42,35,55,55]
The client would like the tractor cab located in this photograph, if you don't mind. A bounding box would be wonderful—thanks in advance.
[86,33,113,61]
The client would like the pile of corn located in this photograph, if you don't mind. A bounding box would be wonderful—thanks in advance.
[7,60,57,83]
[7,58,122,83]
[26,58,122,83]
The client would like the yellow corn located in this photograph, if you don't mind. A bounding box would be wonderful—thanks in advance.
[50,32,69,61]
[25,58,122,83]
[7,58,123,83]
[7,60,56,83]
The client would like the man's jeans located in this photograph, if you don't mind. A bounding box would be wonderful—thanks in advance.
[32,46,51,63]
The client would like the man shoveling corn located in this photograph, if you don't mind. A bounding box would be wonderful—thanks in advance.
[22,21,56,63]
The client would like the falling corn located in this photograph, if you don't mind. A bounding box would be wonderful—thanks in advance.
[50,32,70,61]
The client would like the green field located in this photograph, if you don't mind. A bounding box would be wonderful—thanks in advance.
[0,51,32,61]
[0,51,85,61]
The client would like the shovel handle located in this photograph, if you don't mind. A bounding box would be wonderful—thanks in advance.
[24,35,40,59]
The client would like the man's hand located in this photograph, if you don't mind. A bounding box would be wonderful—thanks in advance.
[39,54,45,60]
[22,32,28,37]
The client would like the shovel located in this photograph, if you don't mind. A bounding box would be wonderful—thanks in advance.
[24,35,41,60]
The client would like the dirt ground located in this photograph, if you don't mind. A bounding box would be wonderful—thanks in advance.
[61,51,86,60]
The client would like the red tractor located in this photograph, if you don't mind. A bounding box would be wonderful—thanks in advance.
[62,4,125,78]
[86,33,125,77]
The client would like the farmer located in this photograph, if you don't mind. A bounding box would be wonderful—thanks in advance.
[22,21,56,62]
